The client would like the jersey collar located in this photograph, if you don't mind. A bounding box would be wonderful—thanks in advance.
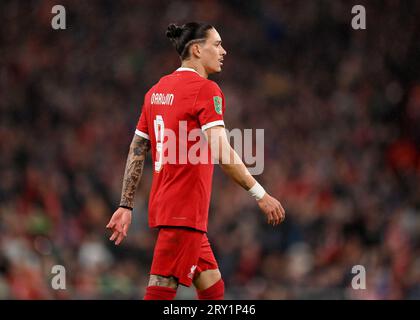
[176,67,200,75]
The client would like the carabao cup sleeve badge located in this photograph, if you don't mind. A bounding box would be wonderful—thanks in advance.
[213,96,223,115]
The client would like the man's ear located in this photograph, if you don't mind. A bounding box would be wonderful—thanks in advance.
[191,43,202,58]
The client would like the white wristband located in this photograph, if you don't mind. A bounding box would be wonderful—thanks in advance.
[248,182,266,201]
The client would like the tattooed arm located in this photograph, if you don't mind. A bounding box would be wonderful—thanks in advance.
[106,134,151,245]
[119,134,151,208]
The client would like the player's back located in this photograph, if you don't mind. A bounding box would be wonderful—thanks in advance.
[136,68,226,232]
[147,68,207,140]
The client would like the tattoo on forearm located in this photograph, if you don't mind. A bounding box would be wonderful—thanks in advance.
[120,135,150,208]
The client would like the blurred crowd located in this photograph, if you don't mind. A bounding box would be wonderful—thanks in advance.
[1,0,420,299]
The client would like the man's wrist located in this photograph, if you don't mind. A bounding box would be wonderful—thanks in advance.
[119,205,133,211]
[248,182,266,201]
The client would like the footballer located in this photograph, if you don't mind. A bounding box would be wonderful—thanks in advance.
[106,22,286,300]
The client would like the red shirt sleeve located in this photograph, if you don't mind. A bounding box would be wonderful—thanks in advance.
[135,105,150,139]
[194,81,226,130]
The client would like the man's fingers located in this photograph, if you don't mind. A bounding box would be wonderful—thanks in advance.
[271,202,284,225]
[110,231,119,241]
[272,210,278,226]
[275,206,282,225]
[115,233,125,245]
[271,208,278,225]
[122,224,129,237]
[259,197,285,226]
[280,202,285,213]
[279,203,285,216]
[279,204,286,222]
[106,220,115,229]
[266,210,274,225]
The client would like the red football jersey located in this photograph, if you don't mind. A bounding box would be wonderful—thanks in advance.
[135,68,226,232]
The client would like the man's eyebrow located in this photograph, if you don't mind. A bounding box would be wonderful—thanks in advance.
[215,40,222,44]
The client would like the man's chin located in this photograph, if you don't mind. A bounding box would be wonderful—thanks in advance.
[214,66,222,73]
[206,65,223,75]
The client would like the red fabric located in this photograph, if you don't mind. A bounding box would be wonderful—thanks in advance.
[144,286,177,300]
[136,69,226,232]
[197,278,225,300]
[150,228,218,287]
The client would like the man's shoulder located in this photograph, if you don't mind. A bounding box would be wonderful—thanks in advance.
[195,77,220,92]
[197,79,222,97]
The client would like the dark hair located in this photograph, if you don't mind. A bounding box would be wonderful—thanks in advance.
[166,22,214,60]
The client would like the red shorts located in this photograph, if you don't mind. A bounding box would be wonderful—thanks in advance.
[150,227,219,287]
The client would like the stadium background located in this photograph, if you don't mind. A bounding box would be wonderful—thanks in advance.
[1,0,419,299]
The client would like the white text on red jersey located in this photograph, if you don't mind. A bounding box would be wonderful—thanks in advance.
[151,93,174,106]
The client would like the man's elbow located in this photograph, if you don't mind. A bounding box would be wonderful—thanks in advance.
[131,135,151,156]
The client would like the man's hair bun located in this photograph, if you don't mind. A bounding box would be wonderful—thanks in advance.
[166,24,183,39]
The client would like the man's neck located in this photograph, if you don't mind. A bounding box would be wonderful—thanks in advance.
[180,61,208,78]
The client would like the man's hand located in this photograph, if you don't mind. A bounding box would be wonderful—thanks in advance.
[257,193,285,226]
[106,207,132,245]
